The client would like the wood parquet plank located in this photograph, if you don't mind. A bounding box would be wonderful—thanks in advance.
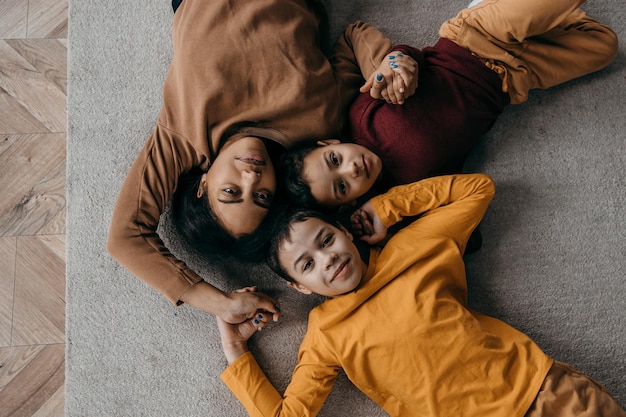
[0,40,66,133]
[6,39,67,94]
[0,344,65,417]
[0,0,27,39]
[0,237,16,348]
[0,133,66,237]
[37,193,66,236]
[12,235,65,346]
[30,384,64,417]
[0,86,50,134]
[27,0,68,39]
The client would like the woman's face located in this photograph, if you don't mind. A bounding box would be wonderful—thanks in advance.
[204,136,276,237]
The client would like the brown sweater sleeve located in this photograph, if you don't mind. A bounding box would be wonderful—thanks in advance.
[107,122,207,305]
[330,21,393,112]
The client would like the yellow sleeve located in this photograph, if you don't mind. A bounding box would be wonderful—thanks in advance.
[221,352,285,416]
[106,123,207,304]
[221,327,341,416]
[370,174,495,253]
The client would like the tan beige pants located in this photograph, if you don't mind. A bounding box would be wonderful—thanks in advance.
[439,0,618,104]
[525,361,626,417]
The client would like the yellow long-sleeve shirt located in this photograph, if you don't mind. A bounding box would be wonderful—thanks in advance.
[107,0,395,304]
[221,174,553,416]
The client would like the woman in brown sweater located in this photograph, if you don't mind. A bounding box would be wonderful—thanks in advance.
[106,0,408,321]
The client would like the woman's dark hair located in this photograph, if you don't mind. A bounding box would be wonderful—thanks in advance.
[171,165,290,262]
[278,142,320,208]
[171,166,245,257]
[266,207,336,282]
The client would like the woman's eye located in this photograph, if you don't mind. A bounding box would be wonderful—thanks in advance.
[322,234,334,247]
[223,188,240,196]
[330,153,339,165]
[255,191,273,201]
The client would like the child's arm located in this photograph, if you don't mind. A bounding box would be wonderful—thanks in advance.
[365,174,495,252]
[330,22,424,109]
[330,21,391,104]
[217,318,257,364]
[217,287,275,364]
[350,203,388,245]
[220,316,340,416]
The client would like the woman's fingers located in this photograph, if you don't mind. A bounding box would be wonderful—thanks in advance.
[362,52,418,103]
[229,287,281,323]
[369,73,385,99]
[252,312,272,331]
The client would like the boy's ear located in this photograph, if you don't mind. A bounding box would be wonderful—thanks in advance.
[196,173,208,198]
[316,139,340,146]
[335,223,353,241]
[286,281,313,295]
[337,200,358,212]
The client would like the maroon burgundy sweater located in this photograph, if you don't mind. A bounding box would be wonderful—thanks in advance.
[349,38,509,189]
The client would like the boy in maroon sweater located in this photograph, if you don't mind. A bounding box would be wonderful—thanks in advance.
[280,0,618,209]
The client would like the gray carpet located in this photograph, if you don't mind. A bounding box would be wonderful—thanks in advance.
[66,0,626,415]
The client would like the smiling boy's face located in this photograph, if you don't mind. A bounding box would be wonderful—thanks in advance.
[302,141,383,208]
[278,217,366,297]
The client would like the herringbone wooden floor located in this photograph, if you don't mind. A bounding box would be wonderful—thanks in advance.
[0,0,68,415]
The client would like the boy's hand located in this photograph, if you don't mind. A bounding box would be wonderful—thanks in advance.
[360,52,418,105]
[221,286,281,324]
[350,202,388,245]
[180,282,281,324]
[217,287,275,364]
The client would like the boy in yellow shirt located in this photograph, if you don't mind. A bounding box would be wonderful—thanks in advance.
[216,174,625,417]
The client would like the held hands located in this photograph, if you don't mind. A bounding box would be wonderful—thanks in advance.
[217,287,276,364]
[179,281,281,324]
[220,285,281,325]
[350,201,388,245]
[360,51,418,104]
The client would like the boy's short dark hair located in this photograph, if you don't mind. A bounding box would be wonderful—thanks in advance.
[278,142,319,208]
[267,207,337,282]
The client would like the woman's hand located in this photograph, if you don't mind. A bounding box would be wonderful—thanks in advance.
[180,282,281,324]
[360,51,418,104]
[217,287,275,364]
[220,286,281,324]
[350,202,388,245]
